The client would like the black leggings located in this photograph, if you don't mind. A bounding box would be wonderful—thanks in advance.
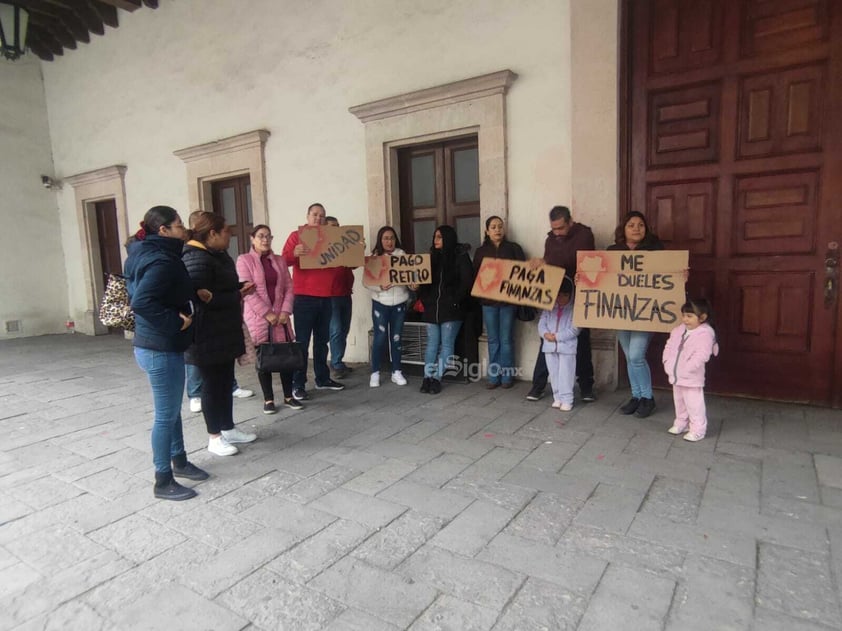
[257,369,294,402]
[199,361,235,434]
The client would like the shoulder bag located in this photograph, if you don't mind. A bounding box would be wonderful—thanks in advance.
[256,323,306,373]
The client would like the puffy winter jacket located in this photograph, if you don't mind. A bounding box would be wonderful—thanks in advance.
[538,299,579,355]
[662,322,718,387]
[236,249,295,345]
[418,245,474,324]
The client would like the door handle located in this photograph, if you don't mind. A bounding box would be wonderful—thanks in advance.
[825,241,839,308]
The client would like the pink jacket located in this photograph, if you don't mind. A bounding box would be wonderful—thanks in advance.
[662,322,719,387]
[236,250,295,345]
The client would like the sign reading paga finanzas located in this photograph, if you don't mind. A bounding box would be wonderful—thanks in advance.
[471,259,567,309]
[573,250,688,333]
[298,225,366,269]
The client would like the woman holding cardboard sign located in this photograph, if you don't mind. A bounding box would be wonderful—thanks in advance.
[607,211,664,418]
[472,216,526,389]
[413,225,474,395]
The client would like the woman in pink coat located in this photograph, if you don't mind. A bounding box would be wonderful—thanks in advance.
[661,298,718,442]
[236,225,301,413]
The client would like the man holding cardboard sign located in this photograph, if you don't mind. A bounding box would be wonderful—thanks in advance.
[281,203,348,399]
[526,206,596,402]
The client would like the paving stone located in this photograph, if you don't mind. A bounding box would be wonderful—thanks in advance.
[702,454,761,512]
[503,491,583,545]
[58,434,125,460]
[518,441,580,472]
[167,502,265,549]
[750,606,840,631]
[400,545,523,611]
[71,467,148,500]
[273,453,336,477]
[5,523,106,572]
[313,445,389,471]
[405,453,473,488]
[573,482,646,534]
[266,519,370,583]
[718,415,763,446]
[478,533,605,595]
[495,578,587,630]
[762,450,820,503]
[6,474,86,510]
[364,439,443,465]
[613,450,711,484]
[113,583,247,630]
[321,607,399,631]
[280,465,362,504]
[666,554,754,631]
[377,480,474,520]
[211,469,304,513]
[442,478,535,512]
[830,527,842,608]
[0,562,41,598]
[756,541,841,627]
[430,500,517,556]
[481,409,536,435]
[87,513,186,563]
[240,495,336,537]
[639,475,703,524]
[501,464,597,500]
[821,485,842,509]
[577,564,674,631]
[311,557,438,627]
[38,599,107,631]
[342,459,418,496]
[457,447,529,481]
[311,487,407,528]
[0,494,32,526]
[761,494,842,528]
[351,510,445,570]
[392,419,452,444]
[408,594,498,631]
[815,454,842,489]
[0,545,16,571]
[419,434,495,460]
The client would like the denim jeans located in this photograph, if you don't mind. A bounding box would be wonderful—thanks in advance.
[482,304,516,385]
[134,348,186,474]
[186,363,240,398]
[293,295,332,389]
[329,295,353,370]
[616,329,654,398]
[424,320,463,379]
[371,301,407,373]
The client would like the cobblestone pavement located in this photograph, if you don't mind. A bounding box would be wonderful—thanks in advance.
[1,334,841,630]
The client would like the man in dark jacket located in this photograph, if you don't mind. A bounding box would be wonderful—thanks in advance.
[526,205,596,402]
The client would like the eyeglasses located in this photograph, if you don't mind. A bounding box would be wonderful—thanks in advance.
[255,234,273,240]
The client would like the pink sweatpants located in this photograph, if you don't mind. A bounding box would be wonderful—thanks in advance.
[672,385,707,437]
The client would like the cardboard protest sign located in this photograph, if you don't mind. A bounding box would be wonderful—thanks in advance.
[573,250,688,332]
[299,224,365,269]
[363,253,431,286]
[471,259,566,310]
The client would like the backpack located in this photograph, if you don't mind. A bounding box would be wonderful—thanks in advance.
[99,273,135,331]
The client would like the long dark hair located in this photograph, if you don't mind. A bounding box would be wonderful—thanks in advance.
[142,205,179,237]
[482,215,505,246]
[430,225,460,284]
[372,226,402,255]
[614,211,658,246]
[188,211,225,244]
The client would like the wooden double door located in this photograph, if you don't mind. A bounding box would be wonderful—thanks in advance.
[625,0,842,405]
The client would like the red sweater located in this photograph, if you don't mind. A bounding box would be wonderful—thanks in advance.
[281,229,346,297]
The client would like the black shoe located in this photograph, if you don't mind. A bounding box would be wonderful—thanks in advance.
[429,379,442,394]
[581,388,596,402]
[526,385,544,401]
[620,397,640,415]
[635,398,656,418]
[420,378,431,394]
[292,388,310,401]
[171,461,209,481]
[154,473,197,501]
[333,366,350,379]
[315,379,345,391]
[263,401,277,414]
[284,397,303,410]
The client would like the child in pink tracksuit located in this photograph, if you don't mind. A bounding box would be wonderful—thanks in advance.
[538,277,579,411]
[661,298,719,442]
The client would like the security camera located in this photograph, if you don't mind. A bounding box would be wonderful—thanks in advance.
[41,175,53,189]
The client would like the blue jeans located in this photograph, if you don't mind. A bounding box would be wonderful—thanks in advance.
[293,295,331,389]
[134,348,186,474]
[616,330,654,398]
[482,304,516,385]
[424,321,463,379]
[371,301,407,373]
[329,295,353,370]
[185,364,240,398]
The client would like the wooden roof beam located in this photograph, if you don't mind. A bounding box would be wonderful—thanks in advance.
[50,0,105,36]
[89,1,119,28]
[96,0,141,11]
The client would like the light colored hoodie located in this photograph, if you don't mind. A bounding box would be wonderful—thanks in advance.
[367,248,411,307]
[538,298,579,355]
[662,322,719,387]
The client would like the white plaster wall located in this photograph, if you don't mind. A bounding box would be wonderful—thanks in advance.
[37,0,620,369]
[0,57,67,337]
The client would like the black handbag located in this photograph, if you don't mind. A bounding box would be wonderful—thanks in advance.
[515,304,537,322]
[256,324,306,373]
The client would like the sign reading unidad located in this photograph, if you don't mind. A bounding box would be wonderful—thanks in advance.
[573,250,688,332]
[471,259,567,309]
[363,253,431,286]
[299,225,365,269]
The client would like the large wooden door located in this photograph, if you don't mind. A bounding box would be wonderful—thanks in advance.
[211,175,252,257]
[626,0,842,405]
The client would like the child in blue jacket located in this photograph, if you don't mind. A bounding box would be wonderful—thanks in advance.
[538,277,579,411]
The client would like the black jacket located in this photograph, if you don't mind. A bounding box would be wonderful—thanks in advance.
[125,235,194,352]
[472,239,526,307]
[419,244,474,324]
[182,243,245,366]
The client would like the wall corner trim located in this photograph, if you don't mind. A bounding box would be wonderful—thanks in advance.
[349,69,517,123]
[173,129,270,163]
[65,165,127,188]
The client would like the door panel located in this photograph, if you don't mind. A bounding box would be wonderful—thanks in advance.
[626,0,842,405]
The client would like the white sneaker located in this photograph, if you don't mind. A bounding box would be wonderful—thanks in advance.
[370,373,380,388]
[208,435,238,456]
[391,371,407,386]
[683,432,705,442]
[668,424,687,435]
[560,402,573,411]
[221,427,257,444]
[232,387,254,399]
[552,401,562,409]
[189,398,202,413]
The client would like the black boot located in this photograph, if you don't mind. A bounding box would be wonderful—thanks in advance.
[420,378,431,393]
[635,397,656,418]
[154,471,197,501]
[171,453,209,481]
[620,397,640,415]
[429,379,442,394]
